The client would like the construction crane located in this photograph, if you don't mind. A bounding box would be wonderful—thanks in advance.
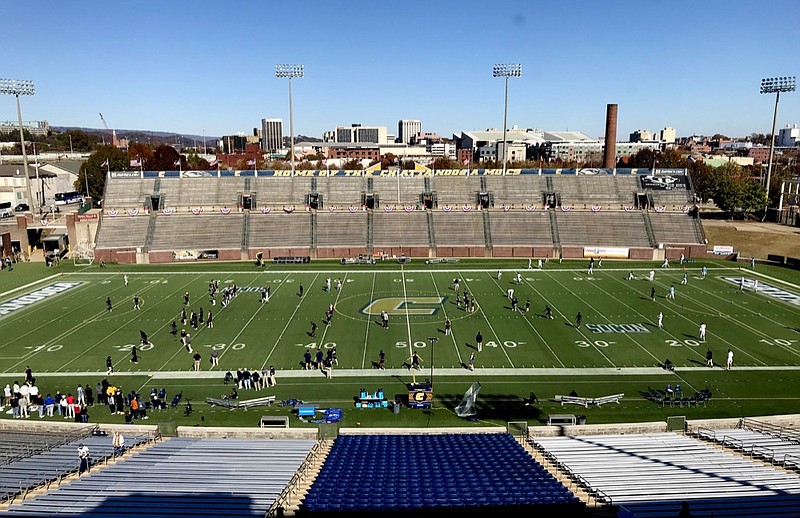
[99,112,117,147]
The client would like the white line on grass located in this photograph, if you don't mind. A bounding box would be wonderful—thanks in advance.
[0,273,63,299]
[360,272,376,369]
[461,274,514,368]
[488,274,565,368]
[400,264,413,360]
[261,273,319,370]
[428,272,463,366]
[316,272,348,360]
[539,272,618,367]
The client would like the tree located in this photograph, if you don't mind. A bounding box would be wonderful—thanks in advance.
[146,145,182,171]
[688,161,715,202]
[659,148,686,168]
[739,179,767,216]
[128,143,154,165]
[627,148,658,168]
[76,146,127,203]
[342,159,362,170]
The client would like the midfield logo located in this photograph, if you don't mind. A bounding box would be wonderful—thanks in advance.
[361,297,447,316]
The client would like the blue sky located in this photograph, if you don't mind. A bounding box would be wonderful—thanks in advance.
[2,1,798,140]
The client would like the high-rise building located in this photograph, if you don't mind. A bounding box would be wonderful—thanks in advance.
[332,124,388,144]
[659,127,676,144]
[261,118,284,152]
[397,119,421,144]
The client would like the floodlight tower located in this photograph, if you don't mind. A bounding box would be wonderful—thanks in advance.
[275,64,304,176]
[0,78,36,211]
[492,63,522,176]
[760,76,796,198]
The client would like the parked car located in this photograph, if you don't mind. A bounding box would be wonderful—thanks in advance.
[14,203,29,212]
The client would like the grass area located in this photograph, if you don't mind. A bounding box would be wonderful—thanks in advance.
[2,257,799,429]
[702,219,800,259]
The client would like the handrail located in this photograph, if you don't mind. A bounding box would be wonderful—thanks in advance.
[265,439,327,518]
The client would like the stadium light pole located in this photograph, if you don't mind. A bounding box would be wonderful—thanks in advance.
[492,63,522,176]
[760,76,796,200]
[275,64,304,176]
[0,78,36,211]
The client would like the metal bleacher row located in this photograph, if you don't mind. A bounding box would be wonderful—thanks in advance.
[531,432,800,518]
[96,174,704,258]
[1,430,150,504]
[5,437,317,517]
[696,424,800,471]
[301,433,580,513]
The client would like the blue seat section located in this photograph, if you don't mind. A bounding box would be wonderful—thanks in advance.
[303,433,578,512]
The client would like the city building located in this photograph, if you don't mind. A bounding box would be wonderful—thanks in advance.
[332,124,389,145]
[629,129,654,142]
[397,120,421,144]
[778,124,800,147]
[0,120,49,137]
[261,118,284,153]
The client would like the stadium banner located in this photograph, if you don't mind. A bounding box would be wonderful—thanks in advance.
[173,249,219,261]
[584,246,629,259]
[110,171,141,179]
[712,245,735,255]
[180,170,215,178]
[641,174,688,190]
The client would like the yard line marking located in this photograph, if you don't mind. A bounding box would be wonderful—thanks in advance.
[461,274,514,368]
[401,264,413,360]
[217,269,273,364]
[361,272,377,369]
[261,273,319,370]
[487,273,564,368]
[648,275,771,365]
[429,272,463,366]
[61,275,205,373]
[316,272,348,359]
[537,272,617,368]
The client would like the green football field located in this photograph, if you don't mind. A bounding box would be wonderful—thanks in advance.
[1,258,799,427]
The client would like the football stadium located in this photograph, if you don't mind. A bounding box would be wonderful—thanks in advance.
[1,168,800,517]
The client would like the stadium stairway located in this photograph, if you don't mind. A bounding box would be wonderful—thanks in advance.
[270,439,334,517]
[515,436,610,514]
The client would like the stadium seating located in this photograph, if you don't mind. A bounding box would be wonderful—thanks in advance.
[649,213,705,245]
[556,211,652,247]
[248,212,312,249]
[696,426,800,469]
[94,215,149,249]
[488,211,554,247]
[372,210,429,247]
[94,173,707,262]
[301,433,580,513]
[4,437,317,517]
[531,432,800,517]
[1,431,150,504]
[371,176,425,207]
[148,214,244,251]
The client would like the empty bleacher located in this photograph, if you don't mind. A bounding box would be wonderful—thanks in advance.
[488,175,547,206]
[696,426,800,469]
[248,212,312,248]
[4,437,316,517]
[532,432,800,518]
[302,433,579,513]
[556,211,651,247]
[103,178,155,209]
[148,214,244,251]
[649,213,705,244]
[316,211,368,247]
[432,211,486,247]
[1,431,150,504]
[252,177,312,207]
[431,176,481,206]
[316,177,365,206]
[372,211,429,247]
[94,216,149,250]
[553,175,638,207]
[371,176,425,207]
[488,211,554,247]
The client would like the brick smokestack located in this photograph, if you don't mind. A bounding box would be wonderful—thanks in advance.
[603,103,618,169]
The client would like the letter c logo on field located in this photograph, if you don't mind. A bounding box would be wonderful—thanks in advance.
[361,297,446,316]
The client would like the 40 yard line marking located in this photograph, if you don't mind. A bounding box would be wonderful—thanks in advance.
[261,273,319,370]
[361,272,377,369]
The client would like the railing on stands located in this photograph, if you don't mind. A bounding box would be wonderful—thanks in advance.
[741,417,800,442]
[265,439,327,518]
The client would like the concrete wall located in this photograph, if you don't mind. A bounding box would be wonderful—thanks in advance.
[176,426,318,439]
